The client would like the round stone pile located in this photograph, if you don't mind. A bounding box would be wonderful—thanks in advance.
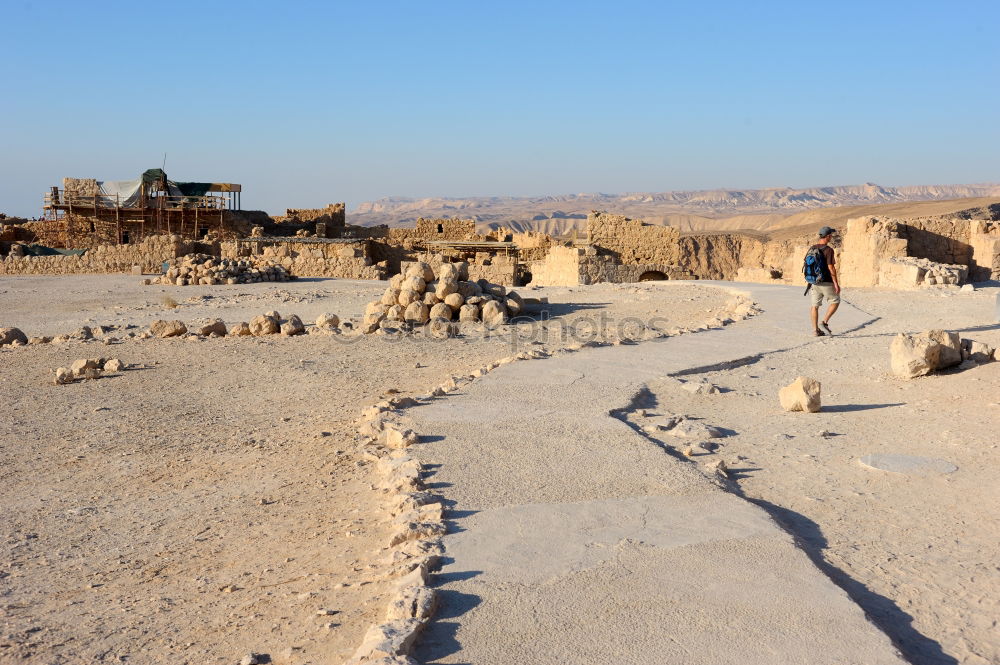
[152,253,293,286]
[362,261,524,335]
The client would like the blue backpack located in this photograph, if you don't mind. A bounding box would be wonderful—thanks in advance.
[803,247,829,285]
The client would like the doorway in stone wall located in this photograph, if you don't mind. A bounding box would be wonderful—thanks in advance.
[638,271,667,281]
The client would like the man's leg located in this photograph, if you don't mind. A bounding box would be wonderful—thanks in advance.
[810,305,820,332]
[823,302,839,324]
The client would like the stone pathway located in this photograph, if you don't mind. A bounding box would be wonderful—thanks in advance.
[408,283,907,665]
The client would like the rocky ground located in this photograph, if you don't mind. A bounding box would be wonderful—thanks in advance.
[0,276,734,665]
[632,285,1000,665]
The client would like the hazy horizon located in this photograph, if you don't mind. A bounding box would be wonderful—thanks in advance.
[3,1,998,218]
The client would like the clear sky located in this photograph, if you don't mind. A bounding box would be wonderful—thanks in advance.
[2,0,997,217]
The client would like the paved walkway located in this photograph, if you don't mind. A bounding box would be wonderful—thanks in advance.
[409,283,906,665]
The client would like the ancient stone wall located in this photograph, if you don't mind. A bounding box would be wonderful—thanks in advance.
[0,235,191,275]
[968,220,1000,281]
[529,246,693,286]
[587,212,680,265]
[221,238,386,280]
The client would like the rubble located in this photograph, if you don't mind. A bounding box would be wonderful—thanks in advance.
[0,327,28,346]
[152,253,292,285]
[150,320,187,338]
[779,376,822,412]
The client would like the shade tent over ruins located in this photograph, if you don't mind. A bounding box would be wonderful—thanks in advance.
[63,169,242,208]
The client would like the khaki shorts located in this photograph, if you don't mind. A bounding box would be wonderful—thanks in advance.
[810,282,841,306]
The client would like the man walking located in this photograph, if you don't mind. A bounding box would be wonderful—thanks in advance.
[807,226,840,336]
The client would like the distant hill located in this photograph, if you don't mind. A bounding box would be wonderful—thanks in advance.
[347,183,1000,235]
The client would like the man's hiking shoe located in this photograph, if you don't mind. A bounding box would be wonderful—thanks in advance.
[820,321,832,335]
[813,329,826,337]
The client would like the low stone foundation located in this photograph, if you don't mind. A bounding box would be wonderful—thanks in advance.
[0,235,191,275]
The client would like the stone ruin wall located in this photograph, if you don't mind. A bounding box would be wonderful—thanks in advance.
[221,239,386,280]
[0,235,192,275]
[529,246,693,286]
[587,212,680,265]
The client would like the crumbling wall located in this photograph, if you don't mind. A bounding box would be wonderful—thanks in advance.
[529,246,693,286]
[0,235,191,275]
[587,212,680,265]
[221,238,386,280]
[968,220,1000,281]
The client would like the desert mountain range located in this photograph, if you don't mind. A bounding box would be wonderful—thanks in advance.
[350,182,1000,238]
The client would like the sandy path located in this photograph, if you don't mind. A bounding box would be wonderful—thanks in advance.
[638,285,1000,665]
[0,276,732,664]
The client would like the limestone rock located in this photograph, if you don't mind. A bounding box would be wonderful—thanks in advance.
[422,292,440,306]
[437,263,459,282]
[779,376,821,412]
[71,326,94,341]
[682,380,720,395]
[316,312,340,329]
[0,327,28,346]
[457,280,482,299]
[458,304,479,323]
[385,427,419,449]
[401,276,426,294]
[406,261,435,283]
[54,367,73,385]
[480,300,508,327]
[428,303,452,321]
[150,320,187,338]
[403,302,430,325]
[249,315,279,336]
[349,618,425,663]
[281,315,305,336]
[70,358,101,376]
[428,318,458,339]
[382,288,402,306]
[397,289,420,307]
[962,338,996,364]
[264,310,281,321]
[505,290,525,317]
[443,292,464,310]
[230,321,252,336]
[434,278,458,299]
[890,332,941,378]
[104,358,124,372]
[385,585,437,621]
[196,319,227,337]
[927,329,962,368]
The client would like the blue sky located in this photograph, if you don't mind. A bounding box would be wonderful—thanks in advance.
[2,0,997,216]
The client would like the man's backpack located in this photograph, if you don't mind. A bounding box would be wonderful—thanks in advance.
[803,246,829,285]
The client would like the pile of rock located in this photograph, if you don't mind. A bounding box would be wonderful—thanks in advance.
[145,311,340,339]
[361,261,525,335]
[53,357,125,384]
[890,329,996,378]
[150,254,293,286]
[879,257,968,288]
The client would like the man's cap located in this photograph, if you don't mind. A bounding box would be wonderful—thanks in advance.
[818,226,836,238]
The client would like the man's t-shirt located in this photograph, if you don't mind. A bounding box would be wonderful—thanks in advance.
[810,244,836,283]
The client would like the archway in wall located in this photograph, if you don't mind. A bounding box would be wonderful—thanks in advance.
[638,271,668,281]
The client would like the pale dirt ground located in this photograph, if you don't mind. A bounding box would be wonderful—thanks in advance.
[634,285,1000,665]
[0,276,732,665]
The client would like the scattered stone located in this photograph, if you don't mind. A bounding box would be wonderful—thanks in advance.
[316,313,340,329]
[349,618,425,662]
[962,338,996,364]
[384,427,419,450]
[281,315,305,336]
[197,318,228,337]
[681,380,720,395]
[104,358,124,372]
[928,330,962,368]
[706,459,729,478]
[230,322,252,336]
[150,319,187,338]
[54,367,74,385]
[859,453,958,475]
[239,653,263,665]
[249,315,280,336]
[960,283,975,292]
[0,327,28,346]
[779,376,821,412]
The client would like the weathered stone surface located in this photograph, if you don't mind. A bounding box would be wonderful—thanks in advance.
[682,380,720,395]
[457,280,482,299]
[230,321,252,336]
[281,315,305,336]
[316,312,340,329]
[249,315,279,336]
[70,358,101,376]
[386,585,437,621]
[459,304,480,323]
[389,521,447,547]
[404,302,430,325]
[428,318,458,339]
[0,327,28,346]
[505,290,525,316]
[386,305,405,322]
[385,427,419,450]
[349,619,425,663]
[779,376,821,412]
[443,292,464,310]
[405,261,435,282]
[150,319,187,338]
[422,291,440,306]
[962,338,996,364]
[401,276,426,294]
[196,318,227,337]
[927,329,962,368]
[480,300,508,327]
[397,289,420,307]
[890,332,941,378]
[435,278,458,299]
[104,358,124,372]
[429,303,452,321]
[54,367,73,385]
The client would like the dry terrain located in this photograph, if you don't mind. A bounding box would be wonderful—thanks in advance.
[632,285,1000,665]
[0,276,733,664]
